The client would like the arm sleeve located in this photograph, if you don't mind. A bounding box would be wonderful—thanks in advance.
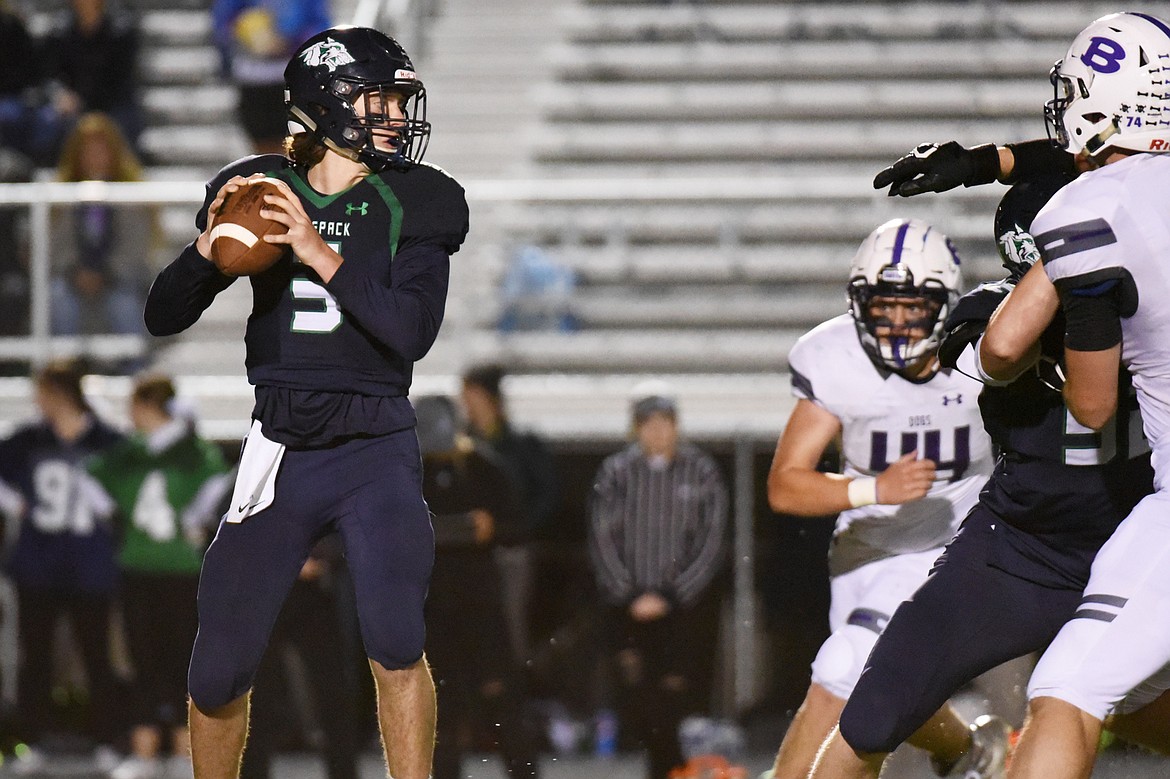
[144,155,289,336]
[1059,280,1123,351]
[323,241,450,361]
[588,459,635,605]
[672,457,729,607]
[1004,139,1079,184]
[143,242,235,336]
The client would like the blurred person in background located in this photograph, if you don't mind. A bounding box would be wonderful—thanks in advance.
[414,394,541,779]
[0,146,32,337]
[0,360,124,769]
[0,1,71,166]
[211,0,331,154]
[87,374,229,779]
[460,362,559,667]
[50,112,157,343]
[588,381,729,779]
[41,0,143,152]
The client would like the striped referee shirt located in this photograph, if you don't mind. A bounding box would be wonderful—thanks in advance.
[589,442,729,608]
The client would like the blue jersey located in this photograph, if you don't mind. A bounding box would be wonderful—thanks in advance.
[145,154,469,447]
[0,418,124,593]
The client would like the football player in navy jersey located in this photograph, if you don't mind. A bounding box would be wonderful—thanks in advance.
[143,26,468,779]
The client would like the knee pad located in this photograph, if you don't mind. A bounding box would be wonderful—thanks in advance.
[810,622,879,701]
[188,651,252,712]
[361,608,426,671]
[838,676,915,755]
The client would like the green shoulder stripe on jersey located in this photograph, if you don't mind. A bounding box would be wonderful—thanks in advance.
[281,168,354,209]
[368,176,404,258]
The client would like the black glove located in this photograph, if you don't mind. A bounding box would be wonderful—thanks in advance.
[873,141,1001,197]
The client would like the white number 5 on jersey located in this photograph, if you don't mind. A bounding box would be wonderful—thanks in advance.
[290,242,343,334]
[290,279,342,333]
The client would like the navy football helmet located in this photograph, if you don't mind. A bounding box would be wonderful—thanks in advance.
[284,26,430,171]
[993,174,1070,281]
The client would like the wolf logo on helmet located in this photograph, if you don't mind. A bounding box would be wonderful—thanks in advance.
[847,218,962,374]
[299,37,357,72]
[284,25,430,171]
[1045,12,1170,157]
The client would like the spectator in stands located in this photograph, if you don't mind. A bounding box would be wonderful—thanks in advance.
[0,147,32,336]
[415,394,542,779]
[460,362,560,666]
[0,2,70,166]
[587,381,729,779]
[87,374,228,779]
[50,112,156,342]
[211,0,332,154]
[497,245,577,333]
[41,0,143,152]
[0,360,124,768]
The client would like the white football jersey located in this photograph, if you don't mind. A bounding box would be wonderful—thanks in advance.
[788,314,993,573]
[1036,153,1170,490]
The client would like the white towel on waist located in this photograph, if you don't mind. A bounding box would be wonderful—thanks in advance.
[224,420,286,523]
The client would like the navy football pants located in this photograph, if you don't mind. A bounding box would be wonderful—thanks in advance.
[838,505,1081,754]
[188,430,434,711]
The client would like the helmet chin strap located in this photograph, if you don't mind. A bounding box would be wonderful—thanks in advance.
[1084,122,1119,158]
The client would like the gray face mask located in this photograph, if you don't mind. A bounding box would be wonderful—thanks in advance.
[413,395,458,455]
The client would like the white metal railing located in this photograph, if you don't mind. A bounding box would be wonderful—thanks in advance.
[0,177,996,367]
[0,181,205,364]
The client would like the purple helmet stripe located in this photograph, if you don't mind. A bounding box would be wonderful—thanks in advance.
[890,221,911,265]
[1132,12,1170,41]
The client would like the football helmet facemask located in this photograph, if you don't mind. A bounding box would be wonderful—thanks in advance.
[1045,12,1170,157]
[284,26,430,171]
[848,218,962,374]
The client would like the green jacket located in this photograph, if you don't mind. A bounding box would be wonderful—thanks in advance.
[89,425,227,575]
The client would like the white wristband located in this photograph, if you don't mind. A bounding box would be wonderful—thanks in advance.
[847,476,878,508]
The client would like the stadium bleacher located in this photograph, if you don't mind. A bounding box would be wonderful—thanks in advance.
[3,0,1164,440]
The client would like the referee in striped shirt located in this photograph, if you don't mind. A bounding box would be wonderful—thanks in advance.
[588,381,730,779]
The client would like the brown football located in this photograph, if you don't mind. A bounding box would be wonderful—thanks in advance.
[209,178,289,276]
